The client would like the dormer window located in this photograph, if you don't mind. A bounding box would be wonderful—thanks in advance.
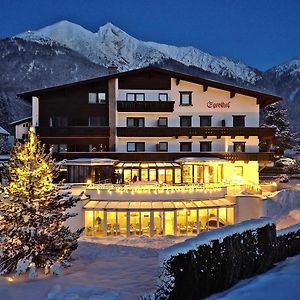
[88,92,106,104]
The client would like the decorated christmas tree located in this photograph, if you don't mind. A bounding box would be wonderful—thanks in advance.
[0,128,83,276]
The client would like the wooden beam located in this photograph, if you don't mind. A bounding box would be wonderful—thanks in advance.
[203,85,208,92]
[176,78,180,85]
[230,91,236,98]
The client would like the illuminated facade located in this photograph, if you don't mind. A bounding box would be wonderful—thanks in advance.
[16,66,280,237]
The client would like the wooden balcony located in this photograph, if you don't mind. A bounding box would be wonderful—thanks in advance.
[116,127,276,138]
[36,126,110,137]
[117,101,175,112]
[54,151,274,162]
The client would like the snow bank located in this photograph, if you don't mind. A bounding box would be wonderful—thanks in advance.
[263,189,300,221]
[277,220,300,236]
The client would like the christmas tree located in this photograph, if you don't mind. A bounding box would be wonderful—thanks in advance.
[260,103,295,156]
[0,128,83,276]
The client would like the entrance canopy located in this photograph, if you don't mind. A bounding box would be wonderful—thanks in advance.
[83,198,235,211]
[115,162,180,168]
[175,157,228,164]
[64,158,119,166]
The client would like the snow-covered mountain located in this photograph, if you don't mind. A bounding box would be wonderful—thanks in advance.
[0,20,298,133]
[265,57,300,131]
[17,20,262,84]
[0,37,107,131]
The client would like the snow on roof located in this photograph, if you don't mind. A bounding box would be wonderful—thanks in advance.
[277,222,300,236]
[160,217,275,262]
[9,116,32,125]
[0,127,10,135]
[175,157,227,163]
[64,158,119,166]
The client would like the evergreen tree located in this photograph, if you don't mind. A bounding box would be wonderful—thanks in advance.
[0,137,10,154]
[0,128,83,275]
[260,103,295,156]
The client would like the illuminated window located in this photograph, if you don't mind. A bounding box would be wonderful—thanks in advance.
[233,142,245,152]
[234,166,243,176]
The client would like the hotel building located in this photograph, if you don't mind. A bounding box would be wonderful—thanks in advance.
[16,66,280,237]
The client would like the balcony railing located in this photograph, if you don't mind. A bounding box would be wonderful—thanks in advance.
[54,151,274,162]
[116,127,276,138]
[117,101,175,112]
[36,126,110,137]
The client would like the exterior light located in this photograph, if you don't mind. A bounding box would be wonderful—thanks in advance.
[86,180,92,185]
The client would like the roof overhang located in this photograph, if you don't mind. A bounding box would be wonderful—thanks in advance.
[64,158,119,166]
[17,66,281,106]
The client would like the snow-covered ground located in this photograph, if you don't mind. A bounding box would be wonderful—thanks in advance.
[1,187,300,300]
[208,254,300,300]
[0,236,188,300]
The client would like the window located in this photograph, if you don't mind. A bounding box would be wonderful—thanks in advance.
[180,116,192,127]
[50,144,67,153]
[159,93,168,101]
[180,92,192,106]
[233,142,245,152]
[59,144,68,152]
[127,117,145,127]
[200,116,212,127]
[200,141,212,152]
[158,117,168,127]
[50,144,59,153]
[89,144,107,152]
[234,166,243,177]
[88,92,107,104]
[49,116,68,127]
[127,142,145,152]
[233,115,245,127]
[89,116,108,126]
[126,93,145,101]
[180,142,192,152]
[157,142,168,152]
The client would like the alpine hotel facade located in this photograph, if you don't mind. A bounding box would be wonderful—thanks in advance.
[17,66,280,238]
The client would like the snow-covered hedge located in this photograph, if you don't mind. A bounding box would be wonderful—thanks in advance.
[276,223,300,262]
[156,218,276,300]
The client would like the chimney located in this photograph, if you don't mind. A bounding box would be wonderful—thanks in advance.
[108,64,118,74]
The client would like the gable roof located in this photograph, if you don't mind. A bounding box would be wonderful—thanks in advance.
[17,66,281,107]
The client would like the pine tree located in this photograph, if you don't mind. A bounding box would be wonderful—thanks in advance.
[260,103,295,156]
[0,128,83,275]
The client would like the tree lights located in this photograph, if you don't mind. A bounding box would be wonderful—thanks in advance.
[0,128,83,276]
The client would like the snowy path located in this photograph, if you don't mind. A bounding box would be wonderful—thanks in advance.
[208,254,300,300]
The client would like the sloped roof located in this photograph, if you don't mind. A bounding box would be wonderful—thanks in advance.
[0,126,10,135]
[17,66,281,107]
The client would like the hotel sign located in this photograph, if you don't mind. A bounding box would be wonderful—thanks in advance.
[207,101,231,109]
